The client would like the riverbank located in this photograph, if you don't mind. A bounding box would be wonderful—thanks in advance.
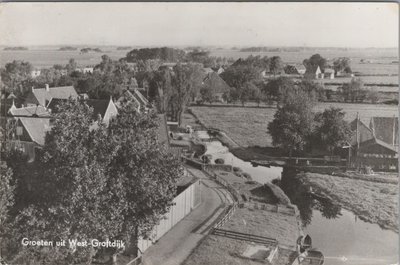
[299,172,398,232]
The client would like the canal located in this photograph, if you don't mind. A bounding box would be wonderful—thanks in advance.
[197,131,398,265]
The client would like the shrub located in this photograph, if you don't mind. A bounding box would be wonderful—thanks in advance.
[233,167,241,172]
[242,172,251,179]
[245,180,257,185]
[215,158,225,164]
[380,187,390,194]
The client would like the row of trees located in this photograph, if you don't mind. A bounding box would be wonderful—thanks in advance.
[268,87,352,156]
[1,100,183,264]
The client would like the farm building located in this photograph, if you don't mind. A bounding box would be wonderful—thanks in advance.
[350,115,398,172]
[200,72,232,102]
[322,68,335,79]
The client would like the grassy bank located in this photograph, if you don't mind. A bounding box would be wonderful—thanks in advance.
[300,172,398,232]
[190,103,398,148]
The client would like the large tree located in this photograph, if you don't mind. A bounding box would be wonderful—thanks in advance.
[314,107,352,154]
[0,60,34,95]
[333,57,352,74]
[268,88,316,156]
[168,63,203,125]
[5,100,183,264]
[269,56,284,76]
[303,54,327,72]
[340,78,367,103]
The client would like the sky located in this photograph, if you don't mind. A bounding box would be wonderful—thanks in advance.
[0,2,398,48]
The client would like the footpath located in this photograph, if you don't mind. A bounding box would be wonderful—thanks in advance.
[142,167,234,265]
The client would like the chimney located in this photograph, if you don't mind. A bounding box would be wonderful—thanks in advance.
[45,84,50,92]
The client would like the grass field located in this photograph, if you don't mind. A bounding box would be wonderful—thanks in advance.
[301,172,398,232]
[190,103,398,148]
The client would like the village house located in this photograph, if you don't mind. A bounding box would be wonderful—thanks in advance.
[3,97,119,161]
[30,69,41,78]
[350,115,398,172]
[304,65,322,79]
[296,65,307,75]
[47,97,119,126]
[200,72,231,103]
[322,68,335,79]
[116,88,150,112]
[24,84,79,107]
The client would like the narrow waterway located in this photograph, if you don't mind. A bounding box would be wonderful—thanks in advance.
[196,131,398,265]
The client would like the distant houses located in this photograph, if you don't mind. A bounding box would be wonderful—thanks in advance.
[350,115,398,171]
[30,69,41,78]
[304,65,336,79]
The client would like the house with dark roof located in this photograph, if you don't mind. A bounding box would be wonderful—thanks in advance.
[199,72,232,102]
[84,98,118,125]
[24,84,78,107]
[350,115,398,171]
[369,117,398,147]
[47,97,118,126]
[116,89,149,112]
[4,116,51,161]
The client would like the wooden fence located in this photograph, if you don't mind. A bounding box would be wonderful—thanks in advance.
[203,168,242,203]
[214,204,238,229]
[243,202,296,216]
[212,228,277,246]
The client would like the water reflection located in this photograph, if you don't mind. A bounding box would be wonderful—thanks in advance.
[279,167,342,226]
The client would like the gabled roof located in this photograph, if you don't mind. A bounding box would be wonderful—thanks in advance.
[324,68,335,74]
[359,137,397,154]
[202,72,231,94]
[28,86,78,106]
[305,65,321,75]
[370,117,398,146]
[203,67,214,74]
[18,117,51,145]
[116,89,149,110]
[296,65,306,71]
[84,99,112,120]
[349,118,374,146]
[8,105,50,117]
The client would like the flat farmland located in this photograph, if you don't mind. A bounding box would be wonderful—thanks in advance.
[319,75,398,85]
[190,103,398,147]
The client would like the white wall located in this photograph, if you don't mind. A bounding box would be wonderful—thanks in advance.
[137,180,201,253]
